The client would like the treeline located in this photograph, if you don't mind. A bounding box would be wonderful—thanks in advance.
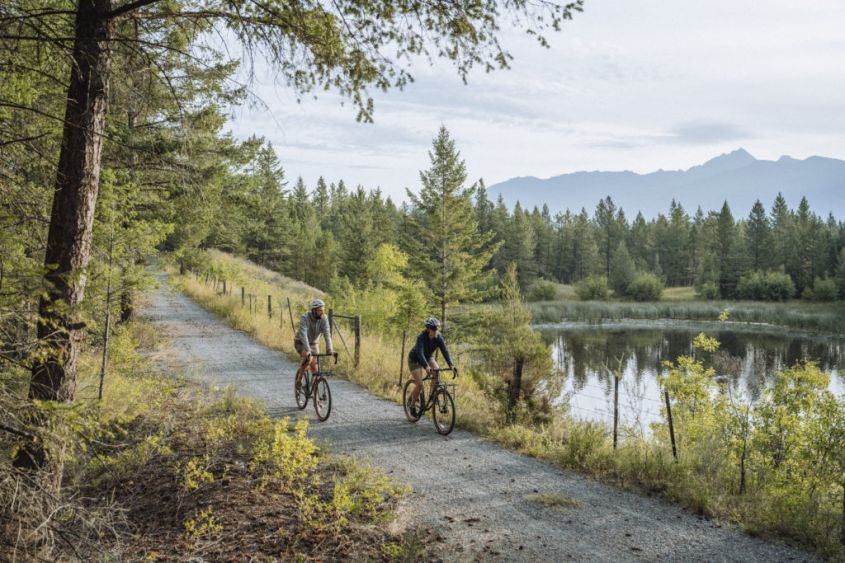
[202,151,845,302]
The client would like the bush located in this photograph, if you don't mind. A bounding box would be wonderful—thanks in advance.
[626,272,664,301]
[737,271,795,301]
[575,275,609,301]
[526,279,559,301]
[697,281,719,300]
[802,277,838,302]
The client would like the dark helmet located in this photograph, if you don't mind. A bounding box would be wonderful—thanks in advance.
[424,317,440,329]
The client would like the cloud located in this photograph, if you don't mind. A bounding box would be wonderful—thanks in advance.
[668,121,751,145]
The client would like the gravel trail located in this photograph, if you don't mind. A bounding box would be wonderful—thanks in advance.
[142,279,816,562]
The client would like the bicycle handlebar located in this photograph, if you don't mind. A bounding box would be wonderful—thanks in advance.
[311,352,339,364]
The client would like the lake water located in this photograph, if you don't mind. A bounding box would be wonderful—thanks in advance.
[537,320,845,434]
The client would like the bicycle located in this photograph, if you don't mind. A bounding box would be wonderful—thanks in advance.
[295,352,338,421]
[402,367,457,435]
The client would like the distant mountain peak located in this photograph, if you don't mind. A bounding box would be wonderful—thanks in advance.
[487,149,844,219]
[689,148,756,174]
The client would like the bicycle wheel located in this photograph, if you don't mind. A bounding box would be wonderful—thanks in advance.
[432,388,455,435]
[295,372,309,409]
[313,376,332,421]
[402,379,424,423]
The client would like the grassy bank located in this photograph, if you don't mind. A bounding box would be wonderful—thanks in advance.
[1,306,420,560]
[529,299,845,334]
[174,252,845,560]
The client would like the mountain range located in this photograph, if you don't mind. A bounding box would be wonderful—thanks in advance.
[487,149,845,219]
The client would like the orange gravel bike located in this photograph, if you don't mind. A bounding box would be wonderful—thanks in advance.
[295,352,338,421]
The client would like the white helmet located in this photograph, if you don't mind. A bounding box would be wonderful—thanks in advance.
[310,298,325,309]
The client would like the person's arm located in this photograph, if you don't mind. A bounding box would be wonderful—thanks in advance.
[321,316,333,353]
[437,335,455,367]
[412,333,428,366]
[296,313,310,352]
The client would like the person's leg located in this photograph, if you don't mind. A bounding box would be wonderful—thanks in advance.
[410,367,424,404]
[296,349,310,386]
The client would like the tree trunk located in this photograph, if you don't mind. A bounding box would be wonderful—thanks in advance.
[16,0,113,471]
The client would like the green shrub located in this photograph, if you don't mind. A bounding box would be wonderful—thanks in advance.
[575,275,609,301]
[697,281,719,300]
[802,277,838,302]
[737,271,795,301]
[626,272,664,301]
[527,279,559,301]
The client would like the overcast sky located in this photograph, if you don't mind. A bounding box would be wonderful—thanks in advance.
[225,0,845,203]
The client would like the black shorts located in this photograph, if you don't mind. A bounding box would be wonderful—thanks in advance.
[408,355,425,372]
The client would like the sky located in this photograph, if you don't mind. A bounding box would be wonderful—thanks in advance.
[225,0,845,203]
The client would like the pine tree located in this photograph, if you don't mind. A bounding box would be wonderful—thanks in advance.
[716,201,741,298]
[313,176,330,228]
[609,241,635,296]
[405,127,499,327]
[594,196,624,277]
[746,200,771,272]
[770,193,792,271]
[500,203,538,289]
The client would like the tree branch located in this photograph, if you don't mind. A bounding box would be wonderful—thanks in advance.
[108,0,162,20]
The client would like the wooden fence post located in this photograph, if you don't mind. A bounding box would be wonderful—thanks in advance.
[241,286,245,306]
[354,315,361,367]
[398,329,406,387]
[664,390,678,461]
[328,308,334,336]
[222,279,227,295]
[268,295,272,318]
[287,297,295,331]
[507,357,524,423]
[613,373,620,450]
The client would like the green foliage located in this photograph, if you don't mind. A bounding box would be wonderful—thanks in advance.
[575,275,609,300]
[471,265,558,425]
[404,127,499,325]
[609,241,635,296]
[801,277,838,302]
[626,272,664,301]
[737,271,796,301]
[697,281,719,299]
[527,279,560,302]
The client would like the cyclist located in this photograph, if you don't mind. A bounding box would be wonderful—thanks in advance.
[407,317,458,416]
[295,298,334,392]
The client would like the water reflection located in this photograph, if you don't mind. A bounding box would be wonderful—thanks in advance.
[539,321,844,432]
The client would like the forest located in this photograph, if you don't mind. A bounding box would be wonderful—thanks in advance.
[2,0,845,560]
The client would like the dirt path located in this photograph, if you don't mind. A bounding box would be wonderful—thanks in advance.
[142,279,815,562]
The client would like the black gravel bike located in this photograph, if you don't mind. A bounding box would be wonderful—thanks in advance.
[403,367,457,435]
[295,352,338,421]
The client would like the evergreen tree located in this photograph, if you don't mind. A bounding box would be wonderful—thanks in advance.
[405,127,499,327]
[716,202,741,298]
[770,193,792,271]
[594,196,625,277]
[609,241,635,296]
[313,176,330,228]
[500,203,538,289]
[746,200,771,272]
[628,212,653,271]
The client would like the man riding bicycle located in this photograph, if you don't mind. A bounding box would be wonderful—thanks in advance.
[295,298,334,392]
[407,317,458,417]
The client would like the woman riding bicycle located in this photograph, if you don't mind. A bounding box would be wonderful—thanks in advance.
[407,317,458,417]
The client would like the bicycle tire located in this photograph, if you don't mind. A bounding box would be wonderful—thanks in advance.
[432,388,455,435]
[295,371,309,409]
[313,376,332,421]
[402,379,424,423]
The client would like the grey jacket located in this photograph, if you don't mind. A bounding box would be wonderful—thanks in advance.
[295,311,333,354]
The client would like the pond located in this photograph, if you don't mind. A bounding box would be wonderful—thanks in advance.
[537,320,845,434]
